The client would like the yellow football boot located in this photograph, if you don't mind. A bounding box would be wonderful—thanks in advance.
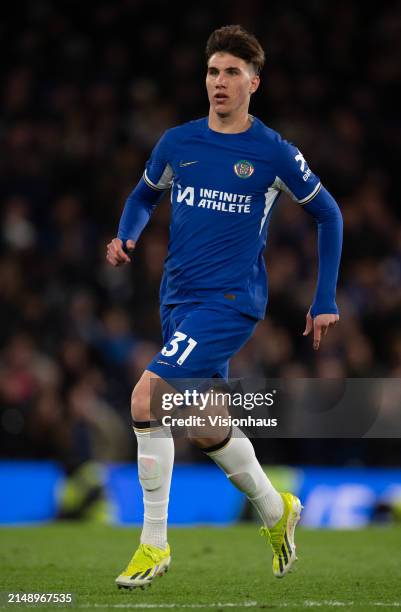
[115,543,171,590]
[260,492,302,578]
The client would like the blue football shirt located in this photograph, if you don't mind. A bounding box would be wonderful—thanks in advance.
[141,116,321,320]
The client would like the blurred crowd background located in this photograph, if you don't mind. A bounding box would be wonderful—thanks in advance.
[1,0,401,468]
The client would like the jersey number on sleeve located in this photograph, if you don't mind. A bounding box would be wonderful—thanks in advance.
[161,331,198,365]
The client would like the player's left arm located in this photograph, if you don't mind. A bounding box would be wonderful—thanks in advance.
[302,186,342,350]
[273,138,343,350]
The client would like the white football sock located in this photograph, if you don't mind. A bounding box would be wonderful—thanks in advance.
[205,427,283,527]
[134,424,174,550]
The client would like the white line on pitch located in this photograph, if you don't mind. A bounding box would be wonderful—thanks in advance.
[77,602,401,609]
[78,604,258,609]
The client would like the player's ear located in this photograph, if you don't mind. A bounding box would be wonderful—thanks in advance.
[249,74,260,95]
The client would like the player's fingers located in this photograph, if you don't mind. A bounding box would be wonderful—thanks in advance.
[110,239,131,263]
[106,242,130,266]
[313,323,322,350]
[303,313,313,336]
[106,250,121,267]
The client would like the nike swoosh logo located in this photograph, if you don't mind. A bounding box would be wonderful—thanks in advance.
[179,161,199,167]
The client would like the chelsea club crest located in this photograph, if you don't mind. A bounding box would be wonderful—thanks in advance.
[234,160,254,179]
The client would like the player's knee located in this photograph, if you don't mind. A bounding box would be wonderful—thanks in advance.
[189,432,229,450]
[131,382,151,422]
[187,435,205,449]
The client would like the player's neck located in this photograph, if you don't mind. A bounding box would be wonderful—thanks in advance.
[208,109,252,134]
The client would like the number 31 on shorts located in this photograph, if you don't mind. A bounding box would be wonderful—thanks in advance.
[161,332,198,365]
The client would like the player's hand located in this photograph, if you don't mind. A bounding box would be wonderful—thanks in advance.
[106,238,135,266]
[303,309,339,351]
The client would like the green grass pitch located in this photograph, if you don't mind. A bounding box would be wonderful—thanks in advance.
[1,524,401,611]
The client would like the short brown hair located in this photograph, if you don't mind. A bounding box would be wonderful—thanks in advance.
[205,25,265,75]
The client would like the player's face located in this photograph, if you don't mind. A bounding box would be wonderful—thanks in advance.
[206,52,260,118]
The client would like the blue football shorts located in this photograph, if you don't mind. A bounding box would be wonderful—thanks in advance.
[147,301,258,381]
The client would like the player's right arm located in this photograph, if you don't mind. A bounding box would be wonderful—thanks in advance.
[106,131,174,267]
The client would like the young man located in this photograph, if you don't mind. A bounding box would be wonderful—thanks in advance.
[107,25,342,588]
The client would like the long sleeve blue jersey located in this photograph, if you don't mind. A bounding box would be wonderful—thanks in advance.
[118,116,342,320]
